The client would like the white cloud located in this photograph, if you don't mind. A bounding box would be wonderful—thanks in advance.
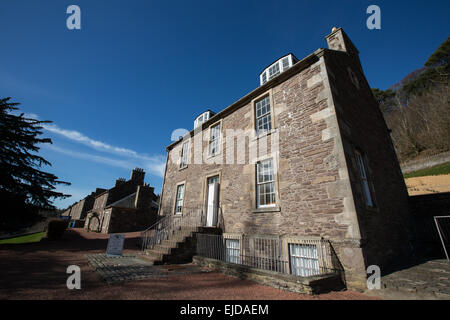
[9,110,167,177]
[43,123,142,158]
[44,144,136,170]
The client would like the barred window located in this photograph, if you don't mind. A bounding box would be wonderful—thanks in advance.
[255,96,272,134]
[256,159,275,207]
[174,184,184,214]
[289,243,320,277]
[225,239,240,264]
[180,141,189,169]
[209,123,221,156]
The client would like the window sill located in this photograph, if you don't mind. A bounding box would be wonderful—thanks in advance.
[365,205,379,213]
[206,152,222,160]
[252,206,281,213]
[179,165,188,171]
[252,128,278,142]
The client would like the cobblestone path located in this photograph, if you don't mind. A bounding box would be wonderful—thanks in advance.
[86,253,207,284]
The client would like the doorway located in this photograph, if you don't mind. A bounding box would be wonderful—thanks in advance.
[206,175,220,227]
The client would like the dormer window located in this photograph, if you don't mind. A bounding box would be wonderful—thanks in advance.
[282,57,290,70]
[259,54,298,86]
[262,72,267,84]
[268,63,280,80]
[194,110,216,129]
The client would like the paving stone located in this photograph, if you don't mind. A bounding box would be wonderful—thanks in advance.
[378,259,450,298]
[85,253,204,284]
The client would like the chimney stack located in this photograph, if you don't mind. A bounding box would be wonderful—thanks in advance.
[130,168,145,185]
[115,177,126,187]
[325,27,362,71]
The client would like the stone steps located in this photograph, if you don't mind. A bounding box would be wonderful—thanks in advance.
[143,227,199,264]
[142,225,221,265]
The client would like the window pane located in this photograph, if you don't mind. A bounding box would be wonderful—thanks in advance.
[226,239,240,264]
[175,185,184,213]
[289,244,320,277]
[180,142,189,168]
[209,124,221,155]
[255,97,271,134]
[355,151,374,207]
[282,57,290,70]
[257,159,275,206]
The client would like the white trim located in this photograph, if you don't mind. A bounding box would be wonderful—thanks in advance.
[259,54,296,86]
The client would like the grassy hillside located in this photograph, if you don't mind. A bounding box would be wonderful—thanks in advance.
[404,162,450,178]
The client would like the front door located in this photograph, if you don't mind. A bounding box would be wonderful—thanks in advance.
[206,176,220,227]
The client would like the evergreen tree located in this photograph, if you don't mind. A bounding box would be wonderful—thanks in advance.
[372,88,397,112]
[0,97,70,231]
[404,37,449,96]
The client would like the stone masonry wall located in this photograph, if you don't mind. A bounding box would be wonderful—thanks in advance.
[323,49,414,274]
[105,207,158,234]
[160,53,367,289]
[69,198,86,221]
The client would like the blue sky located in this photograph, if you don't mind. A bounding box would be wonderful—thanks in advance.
[1,0,449,209]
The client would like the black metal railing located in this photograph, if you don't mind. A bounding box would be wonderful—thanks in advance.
[141,205,223,251]
[196,233,341,278]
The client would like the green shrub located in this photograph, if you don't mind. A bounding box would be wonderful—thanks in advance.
[46,219,68,240]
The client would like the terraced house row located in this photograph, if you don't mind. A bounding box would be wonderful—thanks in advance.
[148,28,416,290]
[62,168,159,234]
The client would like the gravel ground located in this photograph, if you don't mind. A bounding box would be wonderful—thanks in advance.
[0,228,377,300]
[406,173,450,195]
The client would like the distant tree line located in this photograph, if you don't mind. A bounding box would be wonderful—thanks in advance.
[372,37,450,162]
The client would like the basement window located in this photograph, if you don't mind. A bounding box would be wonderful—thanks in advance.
[225,239,240,264]
[289,243,320,277]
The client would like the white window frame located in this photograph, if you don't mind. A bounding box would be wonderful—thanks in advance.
[174,184,185,214]
[256,158,276,208]
[194,111,212,129]
[355,150,374,207]
[289,243,320,277]
[225,239,240,264]
[180,141,189,169]
[268,63,280,80]
[259,55,294,85]
[208,122,221,156]
[255,95,272,134]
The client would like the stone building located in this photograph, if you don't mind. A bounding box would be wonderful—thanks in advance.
[84,168,159,234]
[156,28,414,290]
[61,188,106,227]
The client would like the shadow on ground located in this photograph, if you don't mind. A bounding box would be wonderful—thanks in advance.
[0,228,377,300]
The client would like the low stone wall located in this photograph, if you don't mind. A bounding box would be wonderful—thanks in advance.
[401,151,450,174]
[107,207,158,234]
[192,255,345,295]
